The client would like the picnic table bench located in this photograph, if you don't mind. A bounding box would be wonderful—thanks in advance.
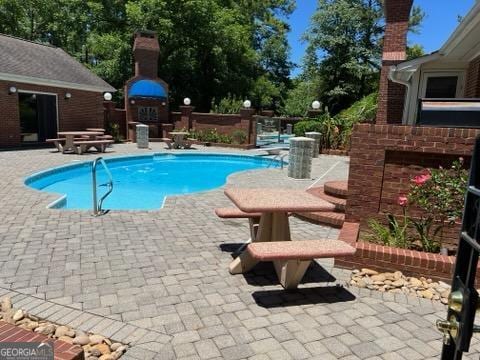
[246,240,355,289]
[73,139,113,154]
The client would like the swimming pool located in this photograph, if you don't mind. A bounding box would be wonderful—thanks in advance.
[25,153,282,210]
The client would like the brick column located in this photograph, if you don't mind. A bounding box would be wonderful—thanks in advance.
[240,108,255,145]
[376,0,413,125]
[179,105,194,130]
[307,109,322,118]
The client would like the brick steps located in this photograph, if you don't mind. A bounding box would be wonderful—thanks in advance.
[307,186,346,211]
[324,181,348,199]
[297,180,349,228]
[296,211,345,228]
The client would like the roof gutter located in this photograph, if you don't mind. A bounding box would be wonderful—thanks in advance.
[388,65,416,124]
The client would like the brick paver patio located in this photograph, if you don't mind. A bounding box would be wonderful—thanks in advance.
[0,143,478,359]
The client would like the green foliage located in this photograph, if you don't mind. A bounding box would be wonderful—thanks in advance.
[409,159,468,225]
[292,92,377,150]
[302,0,424,114]
[280,79,319,117]
[231,130,247,145]
[106,122,123,143]
[188,128,247,145]
[0,0,295,112]
[211,95,243,114]
[367,159,468,253]
[367,211,411,249]
[406,44,425,61]
[410,217,442,253]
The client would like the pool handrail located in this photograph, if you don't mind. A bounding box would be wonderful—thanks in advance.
[92,157,114,216]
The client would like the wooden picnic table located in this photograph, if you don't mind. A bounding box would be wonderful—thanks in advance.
[224,188,335,274]
[169,131,189,149]
[57,131,104,153]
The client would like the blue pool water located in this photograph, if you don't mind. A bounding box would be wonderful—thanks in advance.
[25,153,281,210]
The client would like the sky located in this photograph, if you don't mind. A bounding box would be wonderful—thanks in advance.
[287,0,476,77]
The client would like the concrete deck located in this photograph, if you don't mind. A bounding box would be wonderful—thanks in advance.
[0,143,477,359]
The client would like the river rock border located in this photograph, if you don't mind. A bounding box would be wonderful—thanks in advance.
[348,268,451,304]
[0,296,127,360]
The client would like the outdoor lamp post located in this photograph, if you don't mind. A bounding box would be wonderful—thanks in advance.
[312,100,321,110]
[183,97,191,106]
[104,92,113,101]
[243,100,251,109]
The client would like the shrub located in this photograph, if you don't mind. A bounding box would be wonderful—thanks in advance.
[188,128,234,144]
[106,122,122,143]
[231,130,247,145]
[367,158,468,253]
[211,95,243,114]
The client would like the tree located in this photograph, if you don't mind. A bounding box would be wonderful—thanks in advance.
[302,0,424,114]
[0,0,295,112]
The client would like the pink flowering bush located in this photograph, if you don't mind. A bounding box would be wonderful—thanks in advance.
[367,158,468,253]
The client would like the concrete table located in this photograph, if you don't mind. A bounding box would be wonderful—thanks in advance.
[169,131,189,149]
[57,131,103,153]
[224,188,335,274]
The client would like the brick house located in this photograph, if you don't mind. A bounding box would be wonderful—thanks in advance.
[379,0,480,126]
[0,34,115,148]
[336,0,480,280]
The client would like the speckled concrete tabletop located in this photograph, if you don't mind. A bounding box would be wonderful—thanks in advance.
[224,188,335,213]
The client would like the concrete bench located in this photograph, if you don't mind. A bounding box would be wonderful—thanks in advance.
[46,138,66,152]
[161,137,173,149]
[73,140,113,154]
[244,240,356,289]
[215,208,263,256]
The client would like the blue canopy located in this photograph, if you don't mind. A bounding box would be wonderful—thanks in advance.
[128,80,167,99]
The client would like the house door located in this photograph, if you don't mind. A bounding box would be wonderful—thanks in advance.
[19,92,57,143]
[436,136,480,359]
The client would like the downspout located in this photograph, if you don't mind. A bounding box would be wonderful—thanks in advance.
[388,65,412,125]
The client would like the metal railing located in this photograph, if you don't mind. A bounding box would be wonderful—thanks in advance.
[92,157,114,216]
[268,153,288,169]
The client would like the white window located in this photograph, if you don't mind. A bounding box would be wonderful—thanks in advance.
[420,72,464,98]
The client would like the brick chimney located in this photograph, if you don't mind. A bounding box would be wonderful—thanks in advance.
[376,0,413,125]
[133,30,160,79]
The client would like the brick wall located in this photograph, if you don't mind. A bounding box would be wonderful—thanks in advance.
[346,124,480,247]
[465,55,480,98]
[376,0,413,125]
[172,106,256,145]
[0,80,104,148]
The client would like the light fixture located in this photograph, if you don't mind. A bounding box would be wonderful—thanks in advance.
[103,92,113,101]
[65,92,72,100]
[312,100,321,110]
[130,99,135,105]
[8,86,17,95]
[183,97,191,106]
[161,101,166,106]
[243,100,251,109]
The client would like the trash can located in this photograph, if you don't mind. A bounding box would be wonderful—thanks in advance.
[288,137,314,179]
[136,124,149,149]
[305,131,322,158]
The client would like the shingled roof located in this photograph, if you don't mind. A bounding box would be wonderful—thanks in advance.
[0,34,115,92]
